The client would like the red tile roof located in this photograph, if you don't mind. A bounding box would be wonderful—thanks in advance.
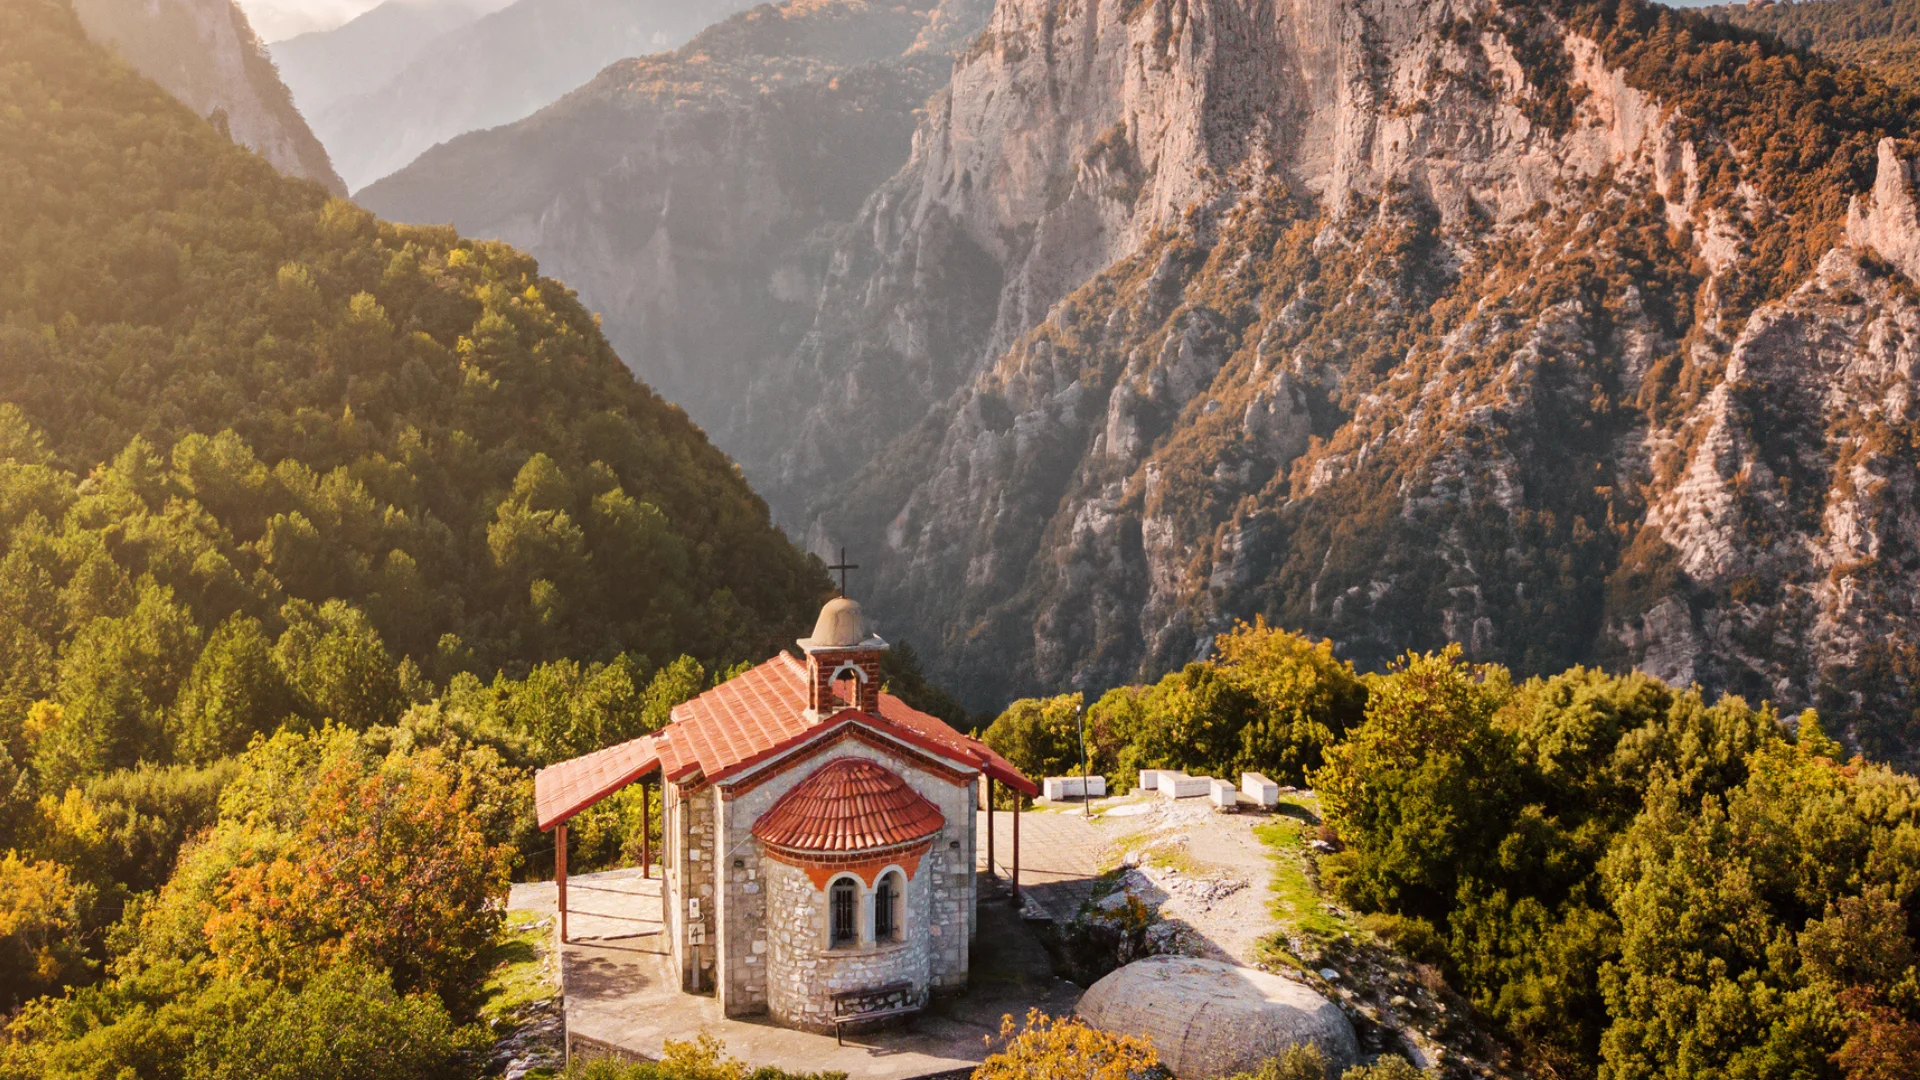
[535,651,1036,831]
[533,733,661,832]
[751,758,946,855]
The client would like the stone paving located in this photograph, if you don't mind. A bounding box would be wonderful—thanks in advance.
[510,866,1081,1079]
[976,807,1110,923]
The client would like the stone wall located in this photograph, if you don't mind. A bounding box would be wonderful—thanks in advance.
[761,856,931,1032]
[668,781,718,992]
[714,734,978,1019]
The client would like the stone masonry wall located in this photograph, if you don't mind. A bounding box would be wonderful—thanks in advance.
[716,735,976,1019]
[762,855,931,1032]
[671,782,718,992]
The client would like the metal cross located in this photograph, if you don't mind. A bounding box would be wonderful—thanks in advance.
[827,547,859,596]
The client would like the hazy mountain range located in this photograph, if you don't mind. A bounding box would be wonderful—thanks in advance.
[272,0,755,191]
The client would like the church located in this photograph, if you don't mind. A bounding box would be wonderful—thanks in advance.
[532,595,1036,1031]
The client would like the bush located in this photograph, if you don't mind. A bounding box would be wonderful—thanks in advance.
[975,1009,1161,1080]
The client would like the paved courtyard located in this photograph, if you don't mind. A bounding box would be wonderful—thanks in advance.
[976,808,1110,922]
[510,866,1081,1079]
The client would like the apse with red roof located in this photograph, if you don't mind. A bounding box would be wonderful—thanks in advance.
[532,593,1036,1032]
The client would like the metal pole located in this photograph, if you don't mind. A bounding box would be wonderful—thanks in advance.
[1079,702,1090,818]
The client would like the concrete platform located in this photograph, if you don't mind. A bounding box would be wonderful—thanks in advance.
[509,867,1080,1079]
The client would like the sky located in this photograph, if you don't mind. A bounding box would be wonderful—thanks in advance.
[237,0,385,41]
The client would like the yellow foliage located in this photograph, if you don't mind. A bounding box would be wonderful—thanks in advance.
[20,701,59,747]
[976,1009,1158,1080]
[0,850,77,994]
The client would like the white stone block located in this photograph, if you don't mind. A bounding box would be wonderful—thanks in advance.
[1139,769,1157,791]
[1210,779,1238,808]
[1241,772,1280,808]
[1043,775,1108,800]
[1155,771,1209,799]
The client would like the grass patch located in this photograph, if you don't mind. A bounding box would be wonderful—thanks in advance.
[1252,797,1354,966]
[477,909,557,1025]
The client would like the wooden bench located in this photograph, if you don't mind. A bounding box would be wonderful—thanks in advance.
[830,981,921,1046]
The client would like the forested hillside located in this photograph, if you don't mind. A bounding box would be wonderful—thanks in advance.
[0,0,832,1069]
[985,625,1920,1080]
[1714,0,1920,87]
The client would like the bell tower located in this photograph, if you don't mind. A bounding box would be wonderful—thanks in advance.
[798,596,887,718]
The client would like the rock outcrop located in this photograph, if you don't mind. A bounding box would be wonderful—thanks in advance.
[1078,955,1358,1078]
[71,0,345,194]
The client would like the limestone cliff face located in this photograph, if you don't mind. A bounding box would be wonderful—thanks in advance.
[757,0,1679,674]
[362,0,1920,755]
[72,0,345,195]
[755,0,1920,756]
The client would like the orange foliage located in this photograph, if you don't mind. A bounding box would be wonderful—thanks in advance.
[204,746,511,1005]
[1834,987,1920,1080]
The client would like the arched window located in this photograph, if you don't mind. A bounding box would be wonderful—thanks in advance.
[874,870,903,942]
[830,878,858,947]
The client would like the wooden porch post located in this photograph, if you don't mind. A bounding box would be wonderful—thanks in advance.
[1012,792,1021,906]
[985,776,995,887]
[556,822,569,943]
[641,777,652,878]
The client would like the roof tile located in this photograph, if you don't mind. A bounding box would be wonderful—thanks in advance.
[751,758,945,854]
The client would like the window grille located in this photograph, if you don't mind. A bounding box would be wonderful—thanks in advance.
[875,874,898,940]
[830,879,857,946]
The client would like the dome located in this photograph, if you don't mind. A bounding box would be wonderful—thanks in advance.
[752,758,945,855]
[804,596,869,648]
[1077,956,1357,1079]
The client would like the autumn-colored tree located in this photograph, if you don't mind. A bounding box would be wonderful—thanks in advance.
[0,851,82,1009]
[975,1009,1159,1080]
[204,742,512,1006]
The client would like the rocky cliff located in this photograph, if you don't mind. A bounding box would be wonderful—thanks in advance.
[369,0,1920,758]
[72,0,345,194]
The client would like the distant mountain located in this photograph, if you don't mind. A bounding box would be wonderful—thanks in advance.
[70,0,345,194]
[359,0,994,472]
[307,0,755,191]
[232,0,377,40]
[270,0,514,122]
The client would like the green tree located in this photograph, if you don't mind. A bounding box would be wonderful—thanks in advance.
[171,616,292,763]
[38,583,201,787]
[984,695,1086,792]
[1315,646,1517,920]
[274,600,402,731]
